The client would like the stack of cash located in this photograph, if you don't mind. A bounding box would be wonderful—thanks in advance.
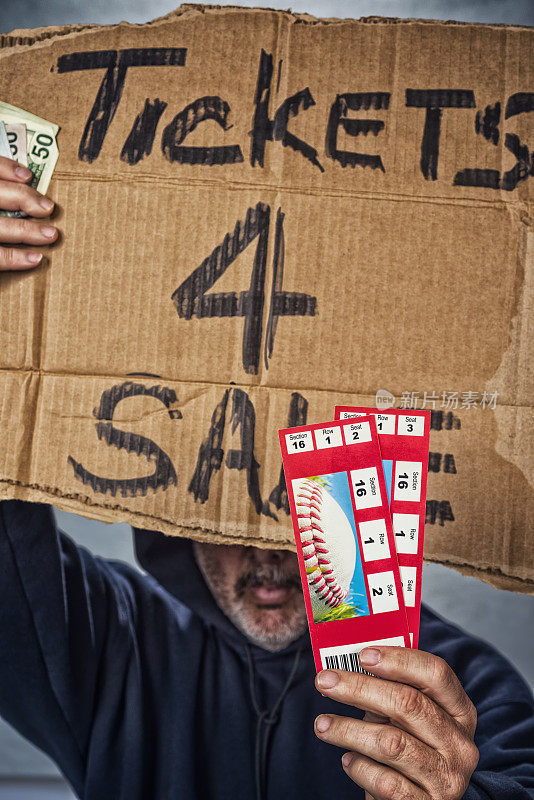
[0,100,59,217]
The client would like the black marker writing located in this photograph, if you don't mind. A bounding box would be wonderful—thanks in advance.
[265,392,308,517]
[226,388,267,516]
[67,381,181,497]
[172,202,270,374]
[426,499,455,526]
[188,387,272,517]
[57,48,186,162]
[188,389,230,503]
[121,98,168,165]
[189,388,308,519]
[476,102,500,145]
[455,92,534,190]
[56,47,531,192]
[326,92,390,171]
[250,49,323,171]
[172,203,316,374]
[406,89,475,180]
[162,96,244,165]
[428,452,458,474]
[430,410,461,431]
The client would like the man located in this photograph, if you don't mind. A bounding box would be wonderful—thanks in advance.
[0,156,533,800]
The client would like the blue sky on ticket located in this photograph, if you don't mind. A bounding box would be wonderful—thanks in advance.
[382,460,393,505]
[310,471,370,619]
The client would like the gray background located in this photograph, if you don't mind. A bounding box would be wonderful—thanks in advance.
[0,1,533,798]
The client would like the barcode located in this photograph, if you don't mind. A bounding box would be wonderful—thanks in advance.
[324,652,370,674]
[320,637,405,673]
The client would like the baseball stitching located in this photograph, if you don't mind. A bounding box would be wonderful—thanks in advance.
[295,479,348,608]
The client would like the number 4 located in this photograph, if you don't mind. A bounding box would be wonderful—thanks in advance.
[172,204,316,375]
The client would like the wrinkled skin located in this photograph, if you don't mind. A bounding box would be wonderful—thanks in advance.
[0,156,57,270]
[314,646,479,800]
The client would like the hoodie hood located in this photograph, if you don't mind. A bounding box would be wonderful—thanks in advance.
[133,528,309,656]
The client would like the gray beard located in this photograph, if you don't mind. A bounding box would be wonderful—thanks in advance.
[193,544,307,652]
[222,598,308,652]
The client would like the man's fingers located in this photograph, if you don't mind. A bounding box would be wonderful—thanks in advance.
[0,156,33,183]
[0,180,54,217]
[0,246,43,271]
[358,646,477,736]
[340,752,426,800]
[0,216,57,245]
[0,168,57,270]
[364,711,389,725]
[315,714,440,791]
[315,667,457,751]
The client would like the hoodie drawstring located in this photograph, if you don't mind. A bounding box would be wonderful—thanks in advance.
[245,644,303,800]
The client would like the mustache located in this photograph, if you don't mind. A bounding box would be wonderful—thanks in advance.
[235,563,302,597]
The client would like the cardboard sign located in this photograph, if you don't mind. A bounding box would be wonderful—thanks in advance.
[279,416,410,671]
[0,7,532,594]
[336,407,431,646]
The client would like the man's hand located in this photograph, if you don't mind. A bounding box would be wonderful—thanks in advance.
[314,646,479,800]
[0,155,57,270]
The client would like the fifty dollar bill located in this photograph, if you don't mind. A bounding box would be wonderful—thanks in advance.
[5,122,28,166]
[0,100,59,217]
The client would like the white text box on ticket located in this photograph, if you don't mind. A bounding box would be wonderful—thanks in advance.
[374,413,395,435]
[394,461,422,502]
[400,565,418,607]
[314,426,343,449]
[398,415,425,436]
[367,571,400,614]
[350,467,382,509]
[342,421,372,445]
[359,518,391,562]
[285,431,314,453]
[392,513,420,554]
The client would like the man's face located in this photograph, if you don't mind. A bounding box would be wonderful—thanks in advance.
[193,542,307,651]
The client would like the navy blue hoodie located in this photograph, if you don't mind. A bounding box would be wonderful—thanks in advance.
[0,499,533,799]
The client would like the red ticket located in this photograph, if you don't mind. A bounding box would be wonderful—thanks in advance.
[335,407,431,648]
[279,415,410,673]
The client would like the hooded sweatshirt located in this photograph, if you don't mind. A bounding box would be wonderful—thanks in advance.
[0,499,533,800]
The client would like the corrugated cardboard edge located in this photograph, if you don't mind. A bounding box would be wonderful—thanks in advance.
[0,24,100,49]
[2,3,532,51]
[1,483,296,549]
[487,226,534,489]
[425,556,534,595]
[4,484,534,596]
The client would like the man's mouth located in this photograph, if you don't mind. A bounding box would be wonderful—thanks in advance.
[246,582,297,607]
[235,565,302,607]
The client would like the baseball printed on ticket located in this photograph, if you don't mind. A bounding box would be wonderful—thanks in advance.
[279,416,410,673]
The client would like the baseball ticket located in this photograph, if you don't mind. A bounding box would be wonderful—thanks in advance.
[279,415,410,673]
[335,407,431,647]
